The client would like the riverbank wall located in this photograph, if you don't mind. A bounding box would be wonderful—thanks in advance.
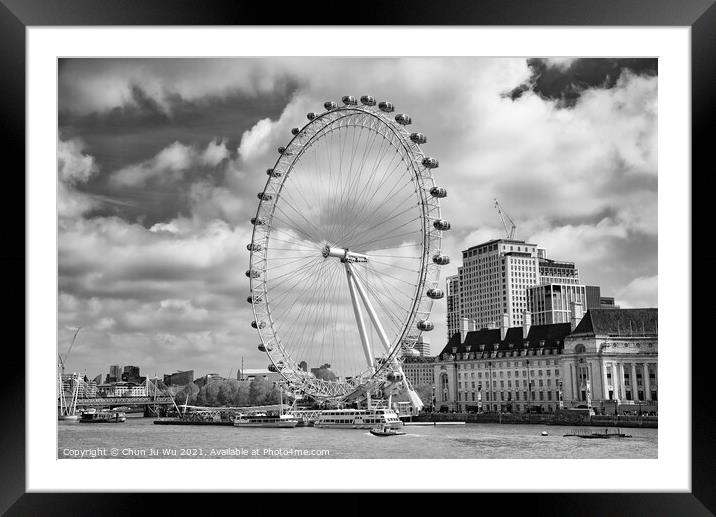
[410,412,658,428]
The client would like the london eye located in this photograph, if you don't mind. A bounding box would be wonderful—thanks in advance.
[247,95,449,408]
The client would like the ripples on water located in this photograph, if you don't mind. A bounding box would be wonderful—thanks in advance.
[58,418,657,459]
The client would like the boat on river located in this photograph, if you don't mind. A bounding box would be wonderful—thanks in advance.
[370,424,406,437]
[314,408,403,429]
[80,408,126,423]
[234,413,299,428]
[563,428,631,439]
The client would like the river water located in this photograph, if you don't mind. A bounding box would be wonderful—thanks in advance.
[58,418,657,459]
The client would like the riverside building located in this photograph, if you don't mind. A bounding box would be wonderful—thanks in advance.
[435,313,574,413]
[402,355,436,390]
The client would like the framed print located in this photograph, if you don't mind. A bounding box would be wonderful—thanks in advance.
[2,0,713,514]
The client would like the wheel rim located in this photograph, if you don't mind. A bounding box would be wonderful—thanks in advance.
[249,102,445,402]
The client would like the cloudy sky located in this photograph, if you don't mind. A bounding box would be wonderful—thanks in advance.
[58,57,657,379]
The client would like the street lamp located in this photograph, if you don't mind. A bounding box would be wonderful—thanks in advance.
[487,361,493,413]
[558,380,564,410]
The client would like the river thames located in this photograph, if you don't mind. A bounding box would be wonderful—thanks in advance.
[58,418,657,459]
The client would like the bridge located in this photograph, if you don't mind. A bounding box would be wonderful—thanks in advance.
[71,396,175,408]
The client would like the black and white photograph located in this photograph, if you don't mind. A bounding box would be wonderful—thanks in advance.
[56,56,659,460]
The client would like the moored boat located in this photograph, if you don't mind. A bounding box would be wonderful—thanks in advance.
[563,428,631,439]
[234,413,299,428]
[80,408,126,423]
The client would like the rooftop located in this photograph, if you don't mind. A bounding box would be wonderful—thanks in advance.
[438,322,572,358]
[572,308,658,337]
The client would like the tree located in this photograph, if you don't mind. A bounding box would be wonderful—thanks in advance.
[173,382,199,406]
[313,367,337,382]
[249,378,272,405]
[414,384,433,406]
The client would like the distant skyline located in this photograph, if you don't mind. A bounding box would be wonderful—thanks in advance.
[58,57,657,378]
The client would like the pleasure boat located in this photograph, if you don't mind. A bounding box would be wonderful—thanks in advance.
[314,407,403,429]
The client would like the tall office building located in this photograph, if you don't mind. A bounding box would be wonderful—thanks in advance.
[107,365,121,383]
[450,239,583,331]
[413,336,432,357]
[585,285,619,309]
[446,275,461,339]
[458,239,541,329]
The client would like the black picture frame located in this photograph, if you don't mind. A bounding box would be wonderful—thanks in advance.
[2,0,711,514]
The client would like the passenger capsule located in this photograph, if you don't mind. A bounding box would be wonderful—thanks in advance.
[410,132,427,144]
[324,101,337,111]
[422,157,439,169]
[250,217,266,226]
[277,146,286,154]
[267,168,282,178]
[386,372,404,382]
[257,343,272,352]
[417,320,434,331]
[430,187,447,198]
[378,101,394,113]
[268,364,278,372]
[395,113,412,125]
[342,95,358,106]
[307,112,317,120]
[427,288,445,299]
[360,95,376,106]
[403,348,420,358]
[251,320,266,329]
[291,127,300,135]
[246,243,263,251]
[433,219,451,231]
[245,269,260,278]
[432,254,450,265]
[257,192,273,201]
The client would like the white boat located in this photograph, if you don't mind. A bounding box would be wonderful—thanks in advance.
[234,413,299,428]
[370,424,406,437]
[314,408,403,429]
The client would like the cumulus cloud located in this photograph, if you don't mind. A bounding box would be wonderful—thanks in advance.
[110,139,230,187]
[616,275,658,308]
[57,57,658,376]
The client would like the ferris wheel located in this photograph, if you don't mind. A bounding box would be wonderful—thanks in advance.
[247,95,450,408]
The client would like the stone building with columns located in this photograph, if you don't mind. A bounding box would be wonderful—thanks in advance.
[561,308,658,414]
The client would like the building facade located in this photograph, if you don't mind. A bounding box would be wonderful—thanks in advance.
[457,239,540,329]
[446,275,460,339]
[539,258,580,285]
[163,370,194,386]
[435,315,573,413]
[413,336,432,357]
[528,283,587,325]
[561,308,658,414]
[585,285,619,309]
[402,356,436,389]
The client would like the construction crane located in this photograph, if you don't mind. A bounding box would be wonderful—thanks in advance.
[494,198,517,240]
[58,326,82,376]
